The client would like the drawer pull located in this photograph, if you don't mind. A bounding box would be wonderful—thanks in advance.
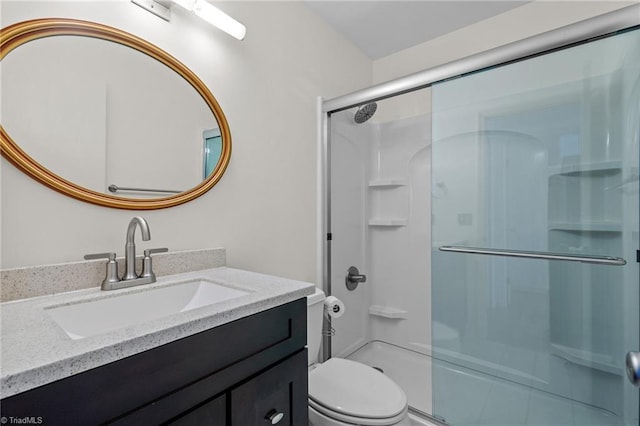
[265,409,284,424]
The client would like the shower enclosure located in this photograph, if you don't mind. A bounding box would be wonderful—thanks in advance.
[320,6,640,426]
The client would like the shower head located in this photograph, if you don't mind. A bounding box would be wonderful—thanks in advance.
[354,102,377,124]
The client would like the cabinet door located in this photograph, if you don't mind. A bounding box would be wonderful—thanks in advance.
[167,394,226,426]
[230,349,307,426]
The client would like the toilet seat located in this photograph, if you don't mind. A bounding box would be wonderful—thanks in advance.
[309,358,408,425]
[309,399,408,425]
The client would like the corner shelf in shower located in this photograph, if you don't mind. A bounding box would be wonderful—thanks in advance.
[548,160,622,177]
[369,305,408,319]
[368,218,408,227]
[548,221,622,232]
[547,155,626,378]
[551,342,623,376]
[368,179,407,188]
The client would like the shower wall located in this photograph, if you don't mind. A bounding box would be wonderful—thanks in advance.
[329,111,371,357]
[367,111,432,354]
[330,91,432,362]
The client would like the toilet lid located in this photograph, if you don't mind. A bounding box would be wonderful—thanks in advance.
[309,358,407,419]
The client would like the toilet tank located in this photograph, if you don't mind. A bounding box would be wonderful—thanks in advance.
[306,287,325,365]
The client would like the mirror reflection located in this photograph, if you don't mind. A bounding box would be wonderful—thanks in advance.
[2,34,221,199]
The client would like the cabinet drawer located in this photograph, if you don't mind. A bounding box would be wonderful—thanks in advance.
[231,349,308,426]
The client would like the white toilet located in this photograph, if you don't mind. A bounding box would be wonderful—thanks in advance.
[307,288,411,426]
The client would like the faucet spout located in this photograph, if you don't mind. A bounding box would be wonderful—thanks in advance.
[127,216,151,243]
[123,216,151,280]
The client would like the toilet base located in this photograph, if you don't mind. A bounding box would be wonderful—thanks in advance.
[309,404,411,426]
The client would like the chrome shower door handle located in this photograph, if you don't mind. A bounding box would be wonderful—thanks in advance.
[626,351,640,386]
[346,266,366,291]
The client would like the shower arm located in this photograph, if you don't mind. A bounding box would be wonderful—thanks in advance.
[439,246,627,266]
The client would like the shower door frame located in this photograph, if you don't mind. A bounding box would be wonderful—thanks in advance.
[318,2,640,420]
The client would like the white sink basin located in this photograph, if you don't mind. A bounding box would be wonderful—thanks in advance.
[46,279,249,340]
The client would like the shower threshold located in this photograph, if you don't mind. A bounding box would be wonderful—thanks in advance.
[346,340,621,426]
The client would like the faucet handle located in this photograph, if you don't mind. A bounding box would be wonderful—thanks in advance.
[84,252,120,289]
[143,248,168,256]
[141,248,168,281]
[84,252,116,261]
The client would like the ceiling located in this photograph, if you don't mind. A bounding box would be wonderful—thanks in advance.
[303,1,530,59]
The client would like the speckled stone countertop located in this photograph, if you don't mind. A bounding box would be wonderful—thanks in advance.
[1,248,226,302]
[1,267,315,398]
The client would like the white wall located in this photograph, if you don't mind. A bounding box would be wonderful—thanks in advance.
[0,0,372,288]
[373,1,636,84]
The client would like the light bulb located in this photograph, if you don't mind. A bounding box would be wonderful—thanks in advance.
[172,0,246,40]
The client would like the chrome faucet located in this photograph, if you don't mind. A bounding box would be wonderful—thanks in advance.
[123,216,151,280]
[84,216,167,290]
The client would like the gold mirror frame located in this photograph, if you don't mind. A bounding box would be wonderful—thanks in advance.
[0,18,232,210]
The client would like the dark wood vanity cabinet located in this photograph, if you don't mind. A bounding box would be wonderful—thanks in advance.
[1,299,308,425]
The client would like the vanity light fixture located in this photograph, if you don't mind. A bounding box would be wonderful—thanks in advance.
[132,0,246,40]
[171,0,246,40]
[132,0,172,22]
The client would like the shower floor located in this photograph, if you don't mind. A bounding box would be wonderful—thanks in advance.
[346,340,621,426]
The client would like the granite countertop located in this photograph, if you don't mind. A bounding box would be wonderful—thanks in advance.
[1,267,315,398]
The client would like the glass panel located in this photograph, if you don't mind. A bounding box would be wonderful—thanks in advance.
[432,28,639,426]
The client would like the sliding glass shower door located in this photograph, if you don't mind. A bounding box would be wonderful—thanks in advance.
[431,28,640,426]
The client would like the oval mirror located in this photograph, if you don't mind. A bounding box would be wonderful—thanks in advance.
[0,19,231,209]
